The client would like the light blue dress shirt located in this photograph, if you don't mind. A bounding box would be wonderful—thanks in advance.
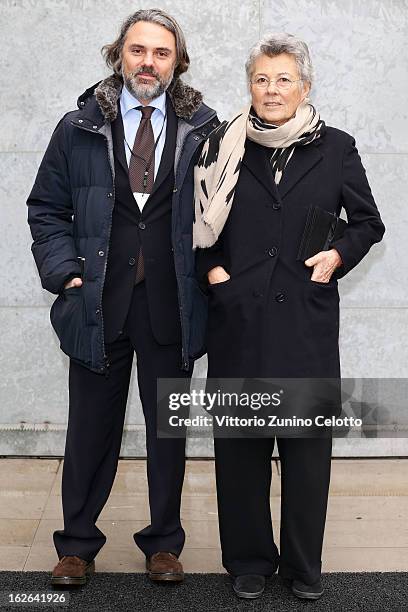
[119,85,167,209]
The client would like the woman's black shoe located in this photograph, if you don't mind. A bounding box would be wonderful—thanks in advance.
[291,578,324,600]
[232,574,265,599]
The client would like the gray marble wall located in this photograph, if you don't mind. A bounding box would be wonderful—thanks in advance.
[1,0,407,456]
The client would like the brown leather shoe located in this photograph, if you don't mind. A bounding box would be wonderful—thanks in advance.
[51,555,95,586]
[146,552,184,582]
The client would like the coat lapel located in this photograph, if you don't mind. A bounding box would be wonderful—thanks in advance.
[242,138,324,201]
[277,141,323,199]
[111,102,129,176]
[140,96,177,217]
[149,95,177,199]
[241,139,279,199]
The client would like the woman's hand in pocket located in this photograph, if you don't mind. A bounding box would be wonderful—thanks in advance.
[207,266,231,285]
[304,249,342,282]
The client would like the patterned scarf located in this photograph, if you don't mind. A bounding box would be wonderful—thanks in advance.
[193,99,325,248]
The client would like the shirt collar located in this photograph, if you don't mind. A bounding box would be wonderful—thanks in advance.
[120,84,167,118]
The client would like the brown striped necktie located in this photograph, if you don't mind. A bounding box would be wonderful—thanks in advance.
[128,106,155,284]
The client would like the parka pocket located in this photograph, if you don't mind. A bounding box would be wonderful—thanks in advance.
[50,287,91,364]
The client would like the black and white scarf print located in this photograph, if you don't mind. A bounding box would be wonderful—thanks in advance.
[249,105,324,184]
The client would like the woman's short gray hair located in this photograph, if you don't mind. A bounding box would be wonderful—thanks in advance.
[102,9,190,79]
[245,32,313,86]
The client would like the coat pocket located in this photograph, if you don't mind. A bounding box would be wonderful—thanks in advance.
[308,279,338,288]
[50,287,91,364]
[207,277,235,301]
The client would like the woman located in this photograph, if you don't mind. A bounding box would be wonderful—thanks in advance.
[193,33,385,601]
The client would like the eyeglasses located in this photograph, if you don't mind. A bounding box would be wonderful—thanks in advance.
[250,76,303,91]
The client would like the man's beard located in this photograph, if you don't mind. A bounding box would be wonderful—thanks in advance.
[123,65,174,101]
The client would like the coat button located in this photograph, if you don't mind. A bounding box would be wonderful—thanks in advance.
[95,309,100,315]
[107,192,113,198]
[78,119,83,123]
[98,250,104,256]
[272,203,281,210]
[138,222,146,230]
[129,257,136,266]
[173,187,178,193]
[268,247,278,257]
[275,292,286,303]
[193,135,200,141]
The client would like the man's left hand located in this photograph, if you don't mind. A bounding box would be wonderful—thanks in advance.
[304,249,343,282]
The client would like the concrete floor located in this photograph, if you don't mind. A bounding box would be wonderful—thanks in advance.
[0,458,407,573]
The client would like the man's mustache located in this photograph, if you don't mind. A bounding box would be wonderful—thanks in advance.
[131,66,161,80]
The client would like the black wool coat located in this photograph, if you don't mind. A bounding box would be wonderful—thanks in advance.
[196,127,385,383]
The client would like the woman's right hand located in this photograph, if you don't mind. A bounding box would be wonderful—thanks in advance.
[208,266,231,285]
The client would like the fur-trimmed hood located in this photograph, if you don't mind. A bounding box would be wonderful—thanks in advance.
[90,73,203,122]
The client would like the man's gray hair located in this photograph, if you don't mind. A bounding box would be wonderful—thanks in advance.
[102,9,190,79]
[245,32,314,86]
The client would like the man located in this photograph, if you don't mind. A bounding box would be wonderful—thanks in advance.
[27,9,218,587]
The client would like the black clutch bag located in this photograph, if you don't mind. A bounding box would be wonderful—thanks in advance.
[297,205,348,261]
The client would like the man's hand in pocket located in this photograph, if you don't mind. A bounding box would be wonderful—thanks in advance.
[64,277,83,290]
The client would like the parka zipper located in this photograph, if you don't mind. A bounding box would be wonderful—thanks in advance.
[71,120,114,376]
[100,134,115,378]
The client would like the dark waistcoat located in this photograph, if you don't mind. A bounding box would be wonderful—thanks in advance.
[102,97,181,344]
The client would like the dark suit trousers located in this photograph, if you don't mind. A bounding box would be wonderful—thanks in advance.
[214,435,332,583]
[53,282,191,562]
